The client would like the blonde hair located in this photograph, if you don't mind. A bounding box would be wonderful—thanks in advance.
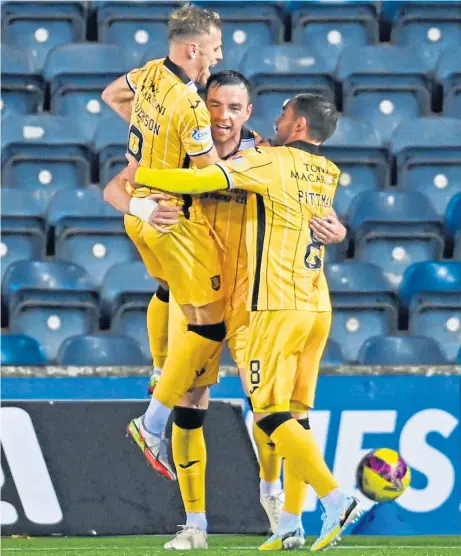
[168,3,221,41]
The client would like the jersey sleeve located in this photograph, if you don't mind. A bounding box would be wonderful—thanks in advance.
[177,94,214,157]
[125,66,144,93]
[218,147,275,195]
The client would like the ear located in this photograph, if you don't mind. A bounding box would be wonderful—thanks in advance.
[244,103,253,122]
[296,116,307,132]
[187,42,198,60]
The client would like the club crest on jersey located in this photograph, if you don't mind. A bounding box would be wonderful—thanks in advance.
[211,275,221,291]
[191,127,211,143]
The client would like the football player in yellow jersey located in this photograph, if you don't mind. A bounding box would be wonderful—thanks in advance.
[123,93,361,551]
[101,4,230,482]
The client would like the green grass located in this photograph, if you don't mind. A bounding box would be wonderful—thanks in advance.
[2,535,461,556]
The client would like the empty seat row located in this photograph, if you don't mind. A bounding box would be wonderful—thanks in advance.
[2,114,460,196]
[2,259,460,363]
[3,42,460,138]
[3,332,459,367]
[2,1,460,69]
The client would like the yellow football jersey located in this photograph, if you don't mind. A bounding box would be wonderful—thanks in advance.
[125,56,214,220]
[218,142,340,312]
[199,127,257,301]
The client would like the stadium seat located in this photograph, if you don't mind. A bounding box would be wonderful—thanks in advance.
[391,118,461,213]
[457,346,461,365]
[445,192,461,244]
[1,189,46,281]
[391,3,461,70]
[100,261,157,323]
[103,262,157,362]
[291,1,379,64]
[94,115,129,184]
[337,46,432,142]
[323,117,389,220]
[1,44,44,118]
[1,115,91,194]
[242,45,336,120]
[325,262,397,362]
[57,334,149,366]
[435,48,461,118]
[320,339,346,368]
[220,344,236,368]
[3,260,99,361]
[357,335,448,365]
[1,334,47,365]
[400,261,461,362]
[43,43,131,139]
[48,189,140,286]
[1,1,86,70]
[348,192,444,288]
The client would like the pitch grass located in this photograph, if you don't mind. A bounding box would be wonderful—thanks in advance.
[2,535,461,556]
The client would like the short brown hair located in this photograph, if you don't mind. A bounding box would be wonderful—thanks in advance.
[168,3,221,41]
[292,93,338,143]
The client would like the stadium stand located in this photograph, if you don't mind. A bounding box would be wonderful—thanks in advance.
[1,0,460,364]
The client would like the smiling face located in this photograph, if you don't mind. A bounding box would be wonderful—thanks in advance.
[193,26,223,85]
[206,82,252,145]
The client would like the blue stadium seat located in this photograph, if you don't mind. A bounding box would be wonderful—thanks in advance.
[445,192,461,242]
[348,192,444,288]
[391,118,461,211]
[358,335,448,365]
[1,334,47,365]
[1,1,86,70]
[97,3,173,66]
[435,48,461,118]
[48,189,140,286]
[400,261,461,362]
[100,261,157,322]
[220,344,236,368]
[320,339,346,368]
[3,260,99,361]
[242,46,335,120]
[43,43,131,139]
[325,262,397,362]
[457,346,461,365]
[292,1,379,64]
[1,115,91,195]
[391,3,461,70]
[337,46,432,142]
[1,44,44,118]
[1,189,46,281]
[94,115,129,184]
[102,262,157,362]
[323,117,389,220]
[57,334,149,366]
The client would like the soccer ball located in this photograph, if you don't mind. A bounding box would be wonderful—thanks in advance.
[356,448,411,503]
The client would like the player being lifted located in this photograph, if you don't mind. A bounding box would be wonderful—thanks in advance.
[101,4,227,481]
[123,93,361,551]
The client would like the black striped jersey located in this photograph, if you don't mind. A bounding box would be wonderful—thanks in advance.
[125,56,214,220]
[217,141,340,311]
[199,127,257,301]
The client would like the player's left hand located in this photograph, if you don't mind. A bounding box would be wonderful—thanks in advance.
[309,209,346,244]
[123,152,141,185]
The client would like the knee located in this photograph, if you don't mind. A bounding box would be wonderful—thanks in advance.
[173,406,207,429]
[256,412,292,437]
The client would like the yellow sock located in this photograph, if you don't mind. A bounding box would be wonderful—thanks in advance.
[253,420,282,483]
[283,459,309,515]
[154,327,223,408]
[172,423,207,513]
[147,293,169,369]
[271,419,338,499]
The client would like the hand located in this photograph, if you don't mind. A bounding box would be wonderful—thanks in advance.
[309,209,346,244]
[147,194,181,233]
[122,152,140,185]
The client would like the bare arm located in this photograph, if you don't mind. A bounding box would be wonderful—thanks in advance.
[309,208,346,244]
[189,146,221,169]
[101,75,134,123]
[103,168,180,233]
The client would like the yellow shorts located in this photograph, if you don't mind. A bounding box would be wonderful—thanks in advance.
[245,310,331,414]
[124,214,223,307]
[166,279,250,389]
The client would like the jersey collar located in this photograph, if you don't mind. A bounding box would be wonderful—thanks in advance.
[222,126,253,160]
[286,140,320,154]
[164,57,197,91]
